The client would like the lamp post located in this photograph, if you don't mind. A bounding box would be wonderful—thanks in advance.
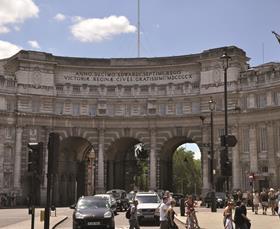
[220,51,231,192]
[209,96,216,212]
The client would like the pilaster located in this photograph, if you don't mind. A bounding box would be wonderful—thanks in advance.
[232,126,240,190]
[96,129,105,193]
[149,128,156,190]
[14,127,23,189]
[267,122,277,187]
[249,125,258,173]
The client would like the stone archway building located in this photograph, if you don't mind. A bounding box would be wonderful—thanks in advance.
[0,46,280,205]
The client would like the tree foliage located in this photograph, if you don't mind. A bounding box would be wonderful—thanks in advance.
[172,147,202,195]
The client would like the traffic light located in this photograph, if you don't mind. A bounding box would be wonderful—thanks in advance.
[48,132,60,174]
[27,142,43,175]
[220,149,232,177]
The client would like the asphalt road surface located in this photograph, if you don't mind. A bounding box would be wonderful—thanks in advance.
[57,208,161,229]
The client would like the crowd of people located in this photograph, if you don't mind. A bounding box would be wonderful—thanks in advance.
[223,188,280,229]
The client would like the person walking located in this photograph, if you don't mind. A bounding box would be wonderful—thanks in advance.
[167,200,178,229]
[159,196,169,229]
[234,200,251,229]
[128,200,140,229]
[223,201,234,229]
[268,188,277,215]
[252,190,260,214]
[260,189,269,215]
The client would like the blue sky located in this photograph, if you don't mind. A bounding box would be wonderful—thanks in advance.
[0,0,280,66]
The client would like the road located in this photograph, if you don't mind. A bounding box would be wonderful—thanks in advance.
[57,207,161,229]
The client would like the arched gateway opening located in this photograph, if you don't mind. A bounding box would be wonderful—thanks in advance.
[159,137,202,193]
[55,137,95,206]
[105,137,148,191]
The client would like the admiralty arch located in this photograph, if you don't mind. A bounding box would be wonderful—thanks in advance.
[0,46,280,205]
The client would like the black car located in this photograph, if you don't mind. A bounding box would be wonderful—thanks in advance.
[71,196,115,229]
[106,189,130,211]
[203,192,227,208]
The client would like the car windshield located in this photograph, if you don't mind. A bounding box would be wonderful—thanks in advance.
[77,199,108,209]
[216,193,226,198]
[136,195,160,203]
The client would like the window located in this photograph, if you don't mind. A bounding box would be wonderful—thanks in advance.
[89,104,97,116]
[241,128,249,152]
[159,104,166,115]
[191,102,200,114]
[32,98,40,113]
[73,85,80,93]
[176,103,183,115]
[56,85,63,91]
[240,96,248,110]
[256,94,267,108]
[73,103,80,116]
[55,102,64,114]
[272,91,280,105]
[3,172,13,188]
[259,127,268,152]
[4,147,12,162]
[140,85,149,94]
[5,128,12,138]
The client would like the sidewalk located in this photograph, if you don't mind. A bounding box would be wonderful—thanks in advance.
[0,209,68,229]
[175,207,280,229]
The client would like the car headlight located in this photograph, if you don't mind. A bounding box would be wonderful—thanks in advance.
[75,212,86,219]
[104,211,112,218]
[217,198,222,202]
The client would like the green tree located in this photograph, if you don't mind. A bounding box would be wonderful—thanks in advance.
[173,147,202,195]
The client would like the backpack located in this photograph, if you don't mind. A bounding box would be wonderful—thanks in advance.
[125,207,131,219]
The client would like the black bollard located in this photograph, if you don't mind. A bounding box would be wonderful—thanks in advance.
[180,198,185,216]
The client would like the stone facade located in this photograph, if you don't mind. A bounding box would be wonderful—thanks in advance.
[0,46,279,206]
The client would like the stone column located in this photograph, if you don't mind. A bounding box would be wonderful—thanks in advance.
[232,126,241,190]
[149,129,156,190]
[267,122,277,187]
[96,129,105,193]
[249,125,258,173]
[14,127,23,189]
[0,142,4,187]
[202,126,210,194]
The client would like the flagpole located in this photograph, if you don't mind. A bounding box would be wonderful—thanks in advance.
[137,0,140,57]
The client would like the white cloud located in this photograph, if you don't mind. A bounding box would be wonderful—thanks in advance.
[54,13,66,22]
[0,40,21,59]
[71,15,136,43]
[0,0,39,34]
[28,40,40,49]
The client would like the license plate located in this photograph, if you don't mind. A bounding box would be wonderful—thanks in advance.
[88,222,100,225]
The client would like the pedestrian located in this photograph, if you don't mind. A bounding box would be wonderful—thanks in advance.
[159,196,169,229]
[223,201,234,229]
[252,190,260,214]
[260,189,268,215]
[164,190,173,206]
[268,188,277,215]
[234,200,251,229]
[128,200,140,229]
[166,200,178,229]
[185,195,200,229]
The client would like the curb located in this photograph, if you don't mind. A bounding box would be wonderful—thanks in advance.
[52,216,68,229]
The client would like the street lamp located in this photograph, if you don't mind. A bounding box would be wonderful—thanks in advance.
[209,96,216,212]
[220,50,231,192]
